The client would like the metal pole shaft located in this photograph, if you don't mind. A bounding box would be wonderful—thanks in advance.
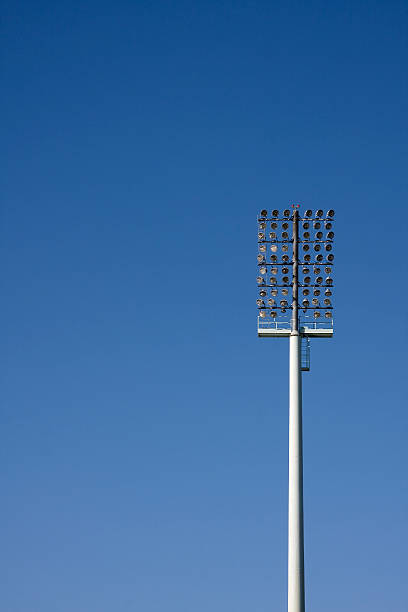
[288,209,305,612]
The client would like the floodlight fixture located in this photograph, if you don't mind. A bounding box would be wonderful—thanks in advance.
[257,208,335,612]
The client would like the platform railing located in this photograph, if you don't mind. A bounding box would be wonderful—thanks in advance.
[257,317,334,330]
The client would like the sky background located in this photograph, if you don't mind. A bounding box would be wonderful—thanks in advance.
[1,1,408,611]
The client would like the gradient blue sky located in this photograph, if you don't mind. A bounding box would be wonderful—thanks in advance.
[2,1,407,610]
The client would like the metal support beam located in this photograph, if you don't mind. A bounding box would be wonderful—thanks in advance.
[288,209,305,612]
[288,331,305,612]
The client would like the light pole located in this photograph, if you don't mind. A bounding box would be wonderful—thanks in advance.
[256,206,335,612]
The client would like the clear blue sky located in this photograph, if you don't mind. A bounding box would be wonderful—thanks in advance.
[2,1,407,610]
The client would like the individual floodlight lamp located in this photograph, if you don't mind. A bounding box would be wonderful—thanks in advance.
[256,207,335,612]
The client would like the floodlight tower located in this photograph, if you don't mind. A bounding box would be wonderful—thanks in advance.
[256,206,335,612]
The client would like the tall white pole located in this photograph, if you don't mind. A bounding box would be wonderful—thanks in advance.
[288,330,305,612]
[288,208,305,612]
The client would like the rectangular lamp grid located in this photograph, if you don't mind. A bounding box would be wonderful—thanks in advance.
[257,208,334,322]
